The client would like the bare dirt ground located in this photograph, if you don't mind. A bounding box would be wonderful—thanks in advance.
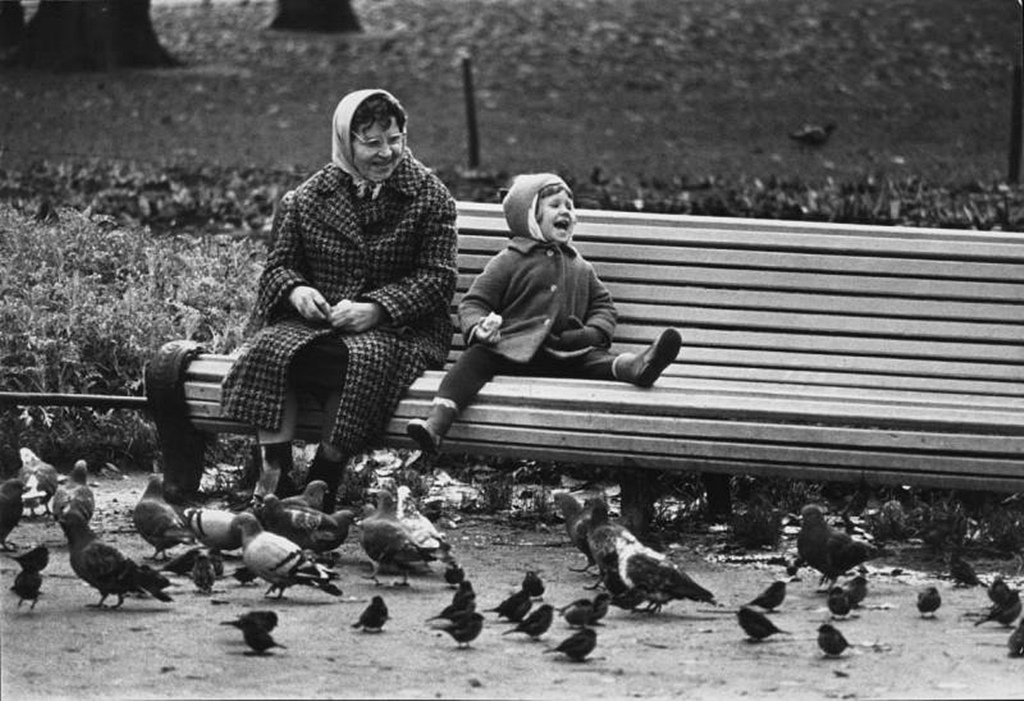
[2,471,1023,701]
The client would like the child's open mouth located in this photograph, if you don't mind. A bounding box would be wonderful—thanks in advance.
[554,218,571,231]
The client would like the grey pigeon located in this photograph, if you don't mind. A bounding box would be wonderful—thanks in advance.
[52,460,94,523]
[554,492,597,571]
[586,497,714,613]
[281,480,329,512]
[59,508,173,608]
[132,474,194,559]
[257,494,354,553]
[183,508,242,552]
[358,489,436,585]
[797,504,877,589]
[18,448,58,516]
[233,512,342,599]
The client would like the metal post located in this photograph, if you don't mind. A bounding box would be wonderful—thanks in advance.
[460,50,480,170]
[1011,1,1024,183]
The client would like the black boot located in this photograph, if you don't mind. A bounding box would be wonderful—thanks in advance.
[406,401,459,454]
[613,328,682,387]
[306,446,345,513]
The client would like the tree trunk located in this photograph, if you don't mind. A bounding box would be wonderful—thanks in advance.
[271,0,361,33]
[8,0,178,71]
[0,1,24,54]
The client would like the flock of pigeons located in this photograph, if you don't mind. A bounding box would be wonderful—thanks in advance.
[3,446,1024,666]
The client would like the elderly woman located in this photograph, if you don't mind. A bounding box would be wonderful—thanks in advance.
[222,89,458,511]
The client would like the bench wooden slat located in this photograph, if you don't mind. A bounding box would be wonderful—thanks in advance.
[379,420,1023,476]
[459,255,1024,301]
[387,401,1024,455]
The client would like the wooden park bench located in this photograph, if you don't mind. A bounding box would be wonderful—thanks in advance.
[145,202,1024,531]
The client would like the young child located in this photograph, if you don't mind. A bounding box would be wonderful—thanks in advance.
[406,173,681,452]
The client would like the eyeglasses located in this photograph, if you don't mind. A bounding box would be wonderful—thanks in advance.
[352,131,406,152]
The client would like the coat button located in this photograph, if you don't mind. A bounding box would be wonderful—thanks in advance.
[544,318,551,325]
[546,250,554,257]
[549,284,557,292]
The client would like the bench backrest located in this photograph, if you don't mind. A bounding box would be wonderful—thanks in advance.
[455,202,1024,397]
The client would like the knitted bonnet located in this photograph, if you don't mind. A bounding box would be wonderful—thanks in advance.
[501,173,572,241]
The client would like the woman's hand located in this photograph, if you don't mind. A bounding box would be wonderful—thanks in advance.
[329,299,384,332]
[289,285,331,322]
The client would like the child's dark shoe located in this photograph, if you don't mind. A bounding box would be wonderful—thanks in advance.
[614,328,682,387]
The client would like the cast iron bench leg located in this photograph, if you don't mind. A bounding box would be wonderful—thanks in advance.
[145,340,208,502]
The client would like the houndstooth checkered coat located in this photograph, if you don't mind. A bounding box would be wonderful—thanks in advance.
[221,152,458,454]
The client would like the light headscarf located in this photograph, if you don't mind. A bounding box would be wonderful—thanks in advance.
[331,88,406,200]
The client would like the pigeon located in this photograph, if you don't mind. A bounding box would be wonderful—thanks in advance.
[257,494,354,554]
[974,589,1022,627]
[746,581,786,611]
[444,560,466,588]
[59,507,173,608]
[184,508,243,552]
[51,460,94,523]
[487,588,533,622]
[586,496,714,613]
[395,485,453,563]
[817,623,849,657]
[988,576,1013,607]
[502,603,554,640]
[949,553,980,587]
[553,492,597,571]
[18,448,59,516]
[358,488,437,585]
[545,627,597,662]
[8,544,49,609]
[737,606,787,641]
[789,122,836,147]
[281,480,329,512]
[192,550,217,594]
[917,586,942,617]
[827,586,852,619]
[797,504,877,590]
[1009,618,1024,657]
[229,618,286,655]
[429,610,485,648]
[844,574,868,608]
[522,570,545,599]
[0,478,26,550]
[560,598,595,627]
[132,474,194,559]
[232,512,342,599]
[222,610,278,632]
[352,595,389,632]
